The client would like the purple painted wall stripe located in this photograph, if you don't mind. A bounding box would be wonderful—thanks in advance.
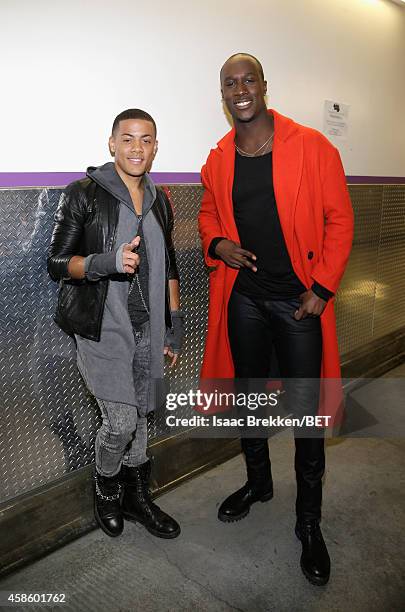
[345,176,405,185]
[0,172,404,188]
[0,172,202,187]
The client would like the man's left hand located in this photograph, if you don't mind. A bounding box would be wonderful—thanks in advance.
[164,310,184,367]
[294,290,327,320]
[164,346,178,367]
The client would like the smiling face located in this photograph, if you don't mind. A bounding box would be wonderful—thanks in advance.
[109,118,157,179]
[220,55,267,124]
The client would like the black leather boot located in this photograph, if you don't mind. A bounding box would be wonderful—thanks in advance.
[121,462,181,539]
[94,471,124,537]
[218,439,273,522]
[295,520,330,585]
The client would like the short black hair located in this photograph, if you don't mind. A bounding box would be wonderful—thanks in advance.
[112,108,157,136]
[220,53,265,82]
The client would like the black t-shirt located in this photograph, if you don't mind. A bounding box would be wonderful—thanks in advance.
[232,150,306,300]
[127,216,149,329]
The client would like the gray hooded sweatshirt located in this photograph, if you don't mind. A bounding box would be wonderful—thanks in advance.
[75,162,166,411]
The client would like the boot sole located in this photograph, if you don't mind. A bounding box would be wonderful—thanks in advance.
[123,512,181,539]
[218,490,274,523]
[295,528,330,586]
[94,504,123,538]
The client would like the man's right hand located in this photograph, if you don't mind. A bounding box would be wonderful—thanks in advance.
[215,239,257,271]
[122,236,141,274]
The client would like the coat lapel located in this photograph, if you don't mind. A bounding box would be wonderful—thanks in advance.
[271,109,303,256]
[216,130,239,242]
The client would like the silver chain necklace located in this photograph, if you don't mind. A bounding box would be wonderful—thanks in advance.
[128,272,150,315]
[235,131,274,157]
[128,215,150,316]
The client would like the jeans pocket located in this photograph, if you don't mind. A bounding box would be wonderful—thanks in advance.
[284,297,302,319]
[133,328,143,345]
[133,320,150,347]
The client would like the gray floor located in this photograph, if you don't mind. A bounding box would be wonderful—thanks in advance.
[1,430,404,612]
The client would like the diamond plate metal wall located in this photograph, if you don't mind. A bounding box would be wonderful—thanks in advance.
[1,182,404,505]
[160,185,208,430]
[165,185,207,392]
[335,184,405,355]
[0,188,98,504]
[374,185,405,338]
[335,185,383,355]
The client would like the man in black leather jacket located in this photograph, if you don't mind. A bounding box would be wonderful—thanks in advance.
[48,108,184,540]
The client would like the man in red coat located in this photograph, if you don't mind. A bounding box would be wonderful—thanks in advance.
[198,53,354,586]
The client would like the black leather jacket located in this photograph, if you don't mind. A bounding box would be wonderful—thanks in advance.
[47,178,179,341]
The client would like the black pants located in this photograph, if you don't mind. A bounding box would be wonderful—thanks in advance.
[228,289,324,522]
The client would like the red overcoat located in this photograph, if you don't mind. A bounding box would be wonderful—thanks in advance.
[198,109,354,420]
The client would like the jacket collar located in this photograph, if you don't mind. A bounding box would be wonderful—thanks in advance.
[216,108,298,152]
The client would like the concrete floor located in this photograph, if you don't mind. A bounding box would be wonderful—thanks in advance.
[0,431,404,612]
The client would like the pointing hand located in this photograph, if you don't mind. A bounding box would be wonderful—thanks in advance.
[122,235,141,274]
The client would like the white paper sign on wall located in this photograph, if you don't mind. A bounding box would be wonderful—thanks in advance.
[323,100,350,140]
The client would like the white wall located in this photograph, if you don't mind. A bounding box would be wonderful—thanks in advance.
[1,0,404,175]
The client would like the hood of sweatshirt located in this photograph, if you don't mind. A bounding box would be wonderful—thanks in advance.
[86,162,156,216]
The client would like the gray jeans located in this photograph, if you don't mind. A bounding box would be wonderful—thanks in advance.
[95,399,148,476]
[93,321,151,477]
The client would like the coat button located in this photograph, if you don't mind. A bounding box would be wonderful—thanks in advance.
[308,251,314,260]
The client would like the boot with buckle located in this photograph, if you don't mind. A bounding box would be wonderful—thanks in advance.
[121,461,180,539]
[94,471,124,537]
[295,519,330,585]
[218,438,273,522]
